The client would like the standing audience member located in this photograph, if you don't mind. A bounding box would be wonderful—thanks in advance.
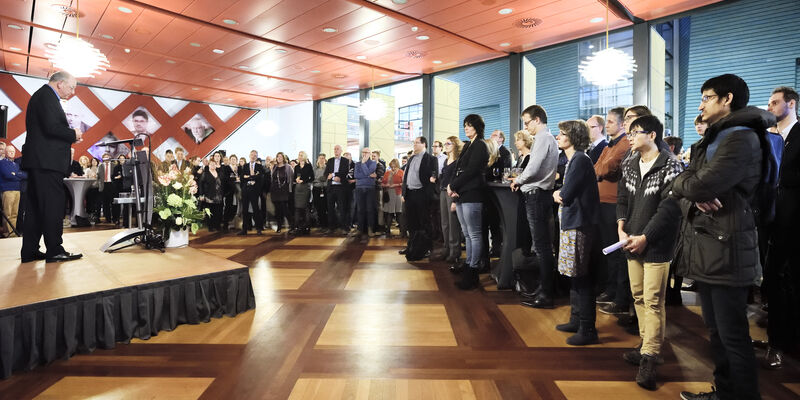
[401,137,438,259]
[238,150,264,236]
[220,154,238,232]
[200,158,224,232]
[486,130,512,258]
[271,152,293,233]
[587,115,608,163]
[512,105,559,307]
[293,151,314,235]
[324,145,350,235]
[354,147,378,238]
[552,120,600,346]
[381,159,404,238]
[439,136,464,266]
[312,153,328,229]
[371,150,386,231]
[449,115,490,289]
[0,145,26,236]
[514,130,532,169]
[674,74,772,400]
[97,153,117,224]
[617,115,683,390]
[762,85,799,370]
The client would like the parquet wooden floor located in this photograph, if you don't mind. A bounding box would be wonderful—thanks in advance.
[1,227,798,400]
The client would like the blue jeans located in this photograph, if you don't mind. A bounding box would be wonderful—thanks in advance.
[455,202,483,268]
[524,189,555,297]
[355,187,376,233]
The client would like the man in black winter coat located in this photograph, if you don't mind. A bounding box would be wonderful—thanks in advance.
[673,74,773,400]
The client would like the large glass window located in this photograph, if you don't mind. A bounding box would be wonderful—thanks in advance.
[373,78,423,161]
[655,21,676,136]
[320,92,360,157]
[577,30,635,121]
[433,59,510,143]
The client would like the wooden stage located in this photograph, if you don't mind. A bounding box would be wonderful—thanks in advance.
[0,228,797,399]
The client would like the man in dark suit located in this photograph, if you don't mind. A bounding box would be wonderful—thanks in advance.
[401,136,438,257]
[762,85,799,370]
[587,115,609,164]
[323,144,350,235]
[20,71,84,263]
[237,149,264,235]
[173,147,188,172]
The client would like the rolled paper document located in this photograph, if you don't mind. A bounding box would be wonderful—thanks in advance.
[603,239,628,255]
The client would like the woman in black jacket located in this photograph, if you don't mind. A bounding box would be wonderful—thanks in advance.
[271,152,293,232]
[292,151,314,235]
[200,158,224,231]
[448,114,490,290]
[552,120,600,346]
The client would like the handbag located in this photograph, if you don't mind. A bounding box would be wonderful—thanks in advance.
[383,188,390,203]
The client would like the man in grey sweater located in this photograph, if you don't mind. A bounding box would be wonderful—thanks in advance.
[510,105,560,308]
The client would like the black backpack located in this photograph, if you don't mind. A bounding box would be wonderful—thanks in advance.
[405,230,431,261]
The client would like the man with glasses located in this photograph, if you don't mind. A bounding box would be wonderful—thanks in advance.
[511,105,559,308]
[401,136,438,260]
[674,74,774,400]
[353,147,378,239]
[587,115,608,163]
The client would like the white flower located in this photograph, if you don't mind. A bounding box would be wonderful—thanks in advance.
[172,182,183,190]
[175,216,184,225]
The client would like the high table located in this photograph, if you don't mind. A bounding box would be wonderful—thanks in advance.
[486,182,532,290]
[63,177,96,225]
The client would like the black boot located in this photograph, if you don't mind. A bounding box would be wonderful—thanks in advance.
[449,259,465,274]
[636,354,658,390]
[556,310,579,332]
[566,320,599,346]
[455,267,480,290]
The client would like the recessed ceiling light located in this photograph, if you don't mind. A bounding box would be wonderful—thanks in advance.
[499,42,511,47]
[101,34,114,39]
[322,27,337,33]
[238,65,250,69]
[222,19,238,25]
[248,90,255,94]
[411,26,419,32]
[226,98,234,101]
[124,48,131,53]
[356,55,366,60]
[192,87,200,91]
[9,47,21,51]
[11,63,20,66]
[392,0,408,4]
[132,84,140,87]
[117,6,133,13]
[590,17,604,23]
[212,48,224,54]
[304,93,312,96]
[213,78,223,81]
[310,70,320,73]
[380,73,388,77]
[416,35,430,40]
[432,60,442,64]
[165,59,176,64]
[498,8,513,15]
[189,42,202,47]
[8,24,22,30]
[275,48,287,54]
[146,73,156,77]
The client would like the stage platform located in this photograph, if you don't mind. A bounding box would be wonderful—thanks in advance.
[0,230,255,379]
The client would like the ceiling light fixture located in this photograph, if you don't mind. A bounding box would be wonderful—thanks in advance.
[411,26,418,32]
[310,70,320,73]
[101,34,113,39]
[322,27,337,33]
[392,0,408,4]
[191,87,199,91]
[579,0,637,87]
[124,48,131,53]
[258,97,279,137]
[189,42,202,47]
[498,8,513,15]
[8,24,22,30]
[499,42,510,47]
[11,63,21,66]
[212,48,224,54]
[416,35,430,40]
[356,55,366,60]
[117,6,132,13]
[222,19,238,25]
[359,69,387,121]
[165,59,176,64]
[590,17,604,23]
[213,78,223,81]
[238,65,250,69]
[432,60,442,64]
[275,48,287,54]
[46,0,110,78]
[146,73,156,77]
[9,47,21,51]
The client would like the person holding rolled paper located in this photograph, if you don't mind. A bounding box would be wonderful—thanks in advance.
[616,115,683,391]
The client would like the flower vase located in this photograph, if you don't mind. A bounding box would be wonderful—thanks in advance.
[166,228,189,248]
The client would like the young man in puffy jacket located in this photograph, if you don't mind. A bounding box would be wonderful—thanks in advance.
[672,74,774,400]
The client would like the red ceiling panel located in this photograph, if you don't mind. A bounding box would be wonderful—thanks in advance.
[0,0,723,107]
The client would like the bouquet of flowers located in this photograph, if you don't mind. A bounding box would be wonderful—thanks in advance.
[154,163,209,238]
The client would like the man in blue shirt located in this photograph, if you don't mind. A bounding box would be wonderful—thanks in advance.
[1,145,26,237]
[354,147,378,239]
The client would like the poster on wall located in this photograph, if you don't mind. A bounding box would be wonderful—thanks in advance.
[153,137,182,162]
[88,132,131,160]
[122,106,161,137]
[61,97,99,133]
[182,113,214,144]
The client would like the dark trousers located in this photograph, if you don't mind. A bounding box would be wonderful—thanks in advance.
[207,202,223,231]
[484,200,502,252]
[101,183,117,222]
[570,273,597,324]
[430,192,442,243]
[326,185,347,230]
[698,283,760,400]
[355,187,377,233]
[525,189,555,297]
[273,200,291,229]
[21,169,66,258]
[313,186,327,227]
[765,234,800,351]
[599,202,630,305]
[294,205,310,230]
[404,189,429,233]
[15,189,26,235]
[223,192,236,226]
[241,188,263,232]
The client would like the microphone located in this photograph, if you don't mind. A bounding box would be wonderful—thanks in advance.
[97,138,144,147]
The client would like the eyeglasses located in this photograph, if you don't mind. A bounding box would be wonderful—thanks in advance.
[522,119,533,126]
[444,142,453,146]
[701,94,719,104]
[628,130,651,137]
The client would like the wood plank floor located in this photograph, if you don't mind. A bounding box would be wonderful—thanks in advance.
[1,226,798,399]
